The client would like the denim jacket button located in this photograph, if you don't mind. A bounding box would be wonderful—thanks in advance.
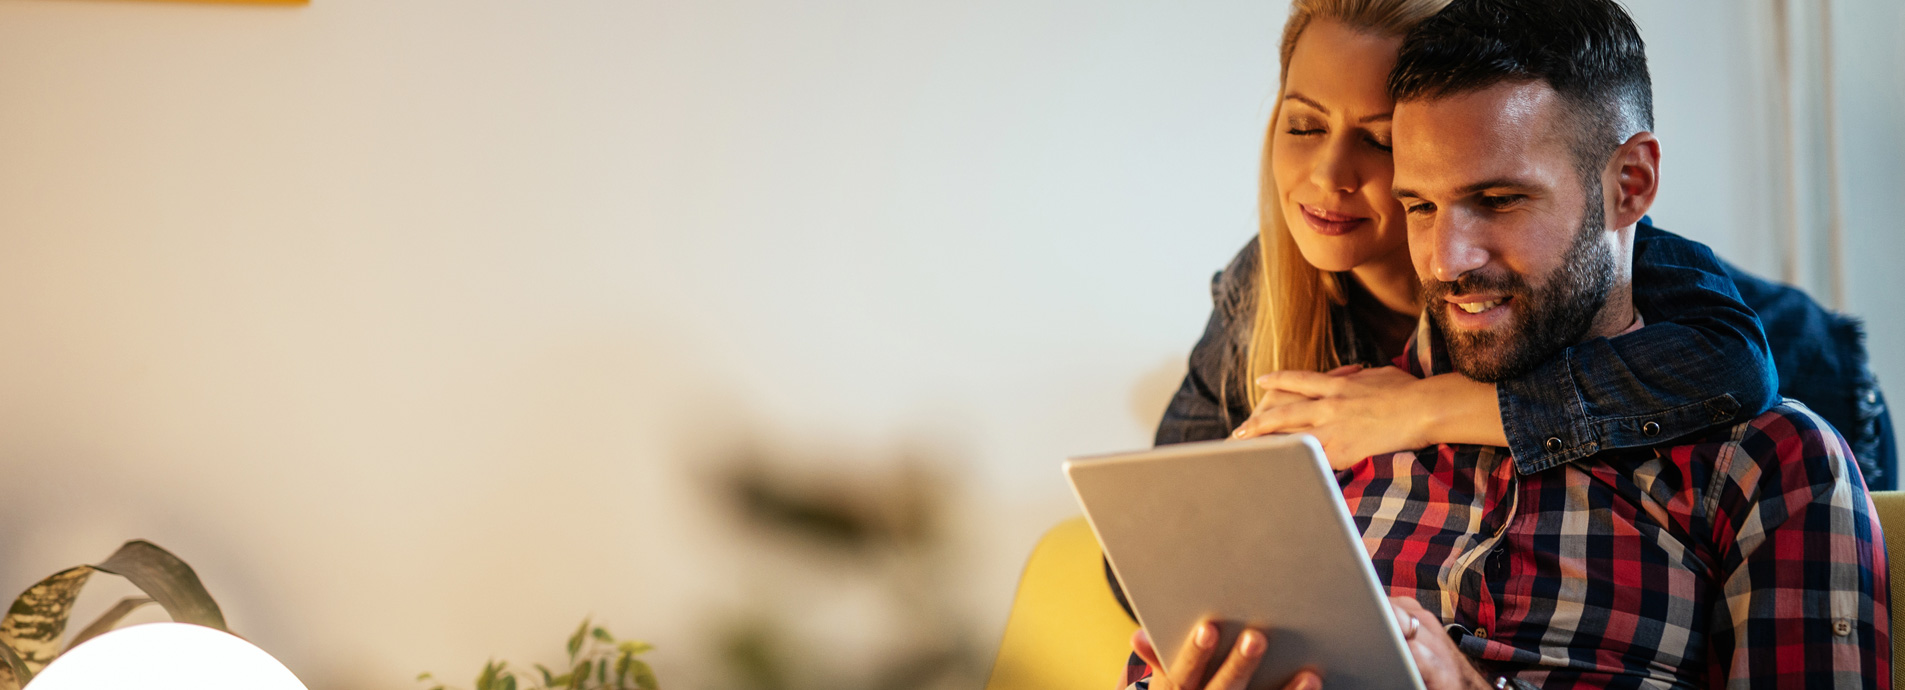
[1642,421,1661,437]
[1544,437,1564,453]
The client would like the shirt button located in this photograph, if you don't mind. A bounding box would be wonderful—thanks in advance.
[1642,421,1661,437]
[1544,437,1564,453]
[1834,619,1853,636]
[1475,627,1489,639]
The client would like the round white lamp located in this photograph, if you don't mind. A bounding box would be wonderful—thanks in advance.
[25,622,308,690]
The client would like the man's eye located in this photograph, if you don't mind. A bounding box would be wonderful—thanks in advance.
[1479,194,1525,210]
[1405,202,1436,215]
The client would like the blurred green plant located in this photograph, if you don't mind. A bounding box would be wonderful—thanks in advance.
[419,618,658,690]
[0,540,230,690]
[711,449,987,690]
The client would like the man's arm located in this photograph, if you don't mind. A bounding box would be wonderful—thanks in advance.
[1707,404,1890,689]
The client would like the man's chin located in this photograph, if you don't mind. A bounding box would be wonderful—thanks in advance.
[1443,331,1534,383]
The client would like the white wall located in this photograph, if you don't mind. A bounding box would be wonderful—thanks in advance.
[0,1,1894,689]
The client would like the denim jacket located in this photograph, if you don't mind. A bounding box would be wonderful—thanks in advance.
[1154,222,1895,487]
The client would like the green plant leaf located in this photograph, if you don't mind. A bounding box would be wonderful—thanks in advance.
[596,657,608,686]
[0,640,33,690]
[628,658,658,690]
[591,627,612,644]
[0,565,94,676]
[617,640,654,656]
[477,659,498,690]
[566,619,590,661]
[92,541,227,631]
[418,672,435,681]
[502,674,517,690]
[63,596,154,653]
[549,674,572,687]
[536,663,556,687]
[570,661,589,690]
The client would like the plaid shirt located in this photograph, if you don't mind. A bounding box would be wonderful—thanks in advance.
[1124,325,1889,690]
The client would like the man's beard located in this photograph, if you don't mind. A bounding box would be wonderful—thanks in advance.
[1423,189,1616,382]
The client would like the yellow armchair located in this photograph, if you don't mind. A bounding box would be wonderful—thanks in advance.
[995,493,1905,690]
[985,516,1137,690]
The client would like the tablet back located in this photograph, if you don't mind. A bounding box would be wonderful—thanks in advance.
[1065,434,1424,690]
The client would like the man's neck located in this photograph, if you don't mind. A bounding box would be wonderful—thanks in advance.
[1584,280,1637,341]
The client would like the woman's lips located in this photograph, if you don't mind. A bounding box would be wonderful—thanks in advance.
[1298,203,1369,236]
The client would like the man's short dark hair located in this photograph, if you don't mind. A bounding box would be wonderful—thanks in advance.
[1387,0,1653,181]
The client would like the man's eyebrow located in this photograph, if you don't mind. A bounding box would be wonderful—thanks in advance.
[1392,180,1538,200]
[1457,178,1540,195]
[1360,113,1392,124]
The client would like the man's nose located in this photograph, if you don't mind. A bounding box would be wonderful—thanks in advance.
[1423,212,1489,283]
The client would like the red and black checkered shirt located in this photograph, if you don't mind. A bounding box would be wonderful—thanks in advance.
[1123,328,1890,689]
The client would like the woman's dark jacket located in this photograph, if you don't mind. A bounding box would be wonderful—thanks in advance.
[1155,222,1895,487]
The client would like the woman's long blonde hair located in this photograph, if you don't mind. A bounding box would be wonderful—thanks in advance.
[1245,0,1450,404]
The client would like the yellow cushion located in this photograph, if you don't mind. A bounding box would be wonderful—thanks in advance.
[986,516,1139,690]
[1868,491,1905,690]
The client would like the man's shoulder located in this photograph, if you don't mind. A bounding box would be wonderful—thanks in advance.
[1734,400,1848,449]
[1697,400,1861,493]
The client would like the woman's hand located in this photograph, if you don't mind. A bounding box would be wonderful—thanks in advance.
[1230,368,1506,469]
[1130,620,1320,690]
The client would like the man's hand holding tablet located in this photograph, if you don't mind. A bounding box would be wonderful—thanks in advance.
[1124,601,1491,690]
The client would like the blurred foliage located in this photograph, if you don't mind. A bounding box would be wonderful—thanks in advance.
[419,619,658,690]
[710,447,988,690]
[0,540,229,690]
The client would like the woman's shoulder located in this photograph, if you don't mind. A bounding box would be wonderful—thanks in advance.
[1211,235,1260,319]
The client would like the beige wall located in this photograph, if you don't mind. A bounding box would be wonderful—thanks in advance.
[0,1,1896,689]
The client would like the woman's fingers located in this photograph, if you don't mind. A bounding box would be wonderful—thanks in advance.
[1255,370,1345,399]
[1234,400,1325,439]
[1202,629,1267,690]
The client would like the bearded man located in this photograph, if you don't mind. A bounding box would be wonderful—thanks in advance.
[1125,1,1890,688]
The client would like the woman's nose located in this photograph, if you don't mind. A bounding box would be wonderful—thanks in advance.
[1310,136,1360,194]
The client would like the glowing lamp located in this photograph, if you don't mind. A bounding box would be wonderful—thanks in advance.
[25,622,307,690]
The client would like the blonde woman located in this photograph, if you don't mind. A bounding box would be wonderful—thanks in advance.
[1119,0,1892,687]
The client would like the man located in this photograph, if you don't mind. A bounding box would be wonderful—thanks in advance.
[1127,1,1890,688]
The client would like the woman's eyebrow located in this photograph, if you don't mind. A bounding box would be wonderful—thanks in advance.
[1284,93,1390,123]
[1284,93,1329,114]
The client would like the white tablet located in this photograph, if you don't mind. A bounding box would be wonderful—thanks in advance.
[1064,434,1425,690]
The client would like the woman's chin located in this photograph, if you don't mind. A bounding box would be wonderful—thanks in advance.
[1288,243,1371,274]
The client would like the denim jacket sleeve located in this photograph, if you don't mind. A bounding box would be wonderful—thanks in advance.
[1154,238,1258,446]
[1495,224,1779,473]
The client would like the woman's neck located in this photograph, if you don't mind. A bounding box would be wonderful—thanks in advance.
[1348,247,1421,318]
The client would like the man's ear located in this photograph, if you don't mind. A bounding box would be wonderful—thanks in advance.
[1606,131,1660,228]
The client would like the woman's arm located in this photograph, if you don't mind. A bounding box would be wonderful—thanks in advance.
[1156,239,1259,446]
[1494,225,1777,469]
[1236,225,1777,469]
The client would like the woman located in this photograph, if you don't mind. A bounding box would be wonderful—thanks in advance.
[1121,0,1795,687]
[1154,0,1782,469]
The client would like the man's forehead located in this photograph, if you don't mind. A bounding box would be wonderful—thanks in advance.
[1392,81,1570,194]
